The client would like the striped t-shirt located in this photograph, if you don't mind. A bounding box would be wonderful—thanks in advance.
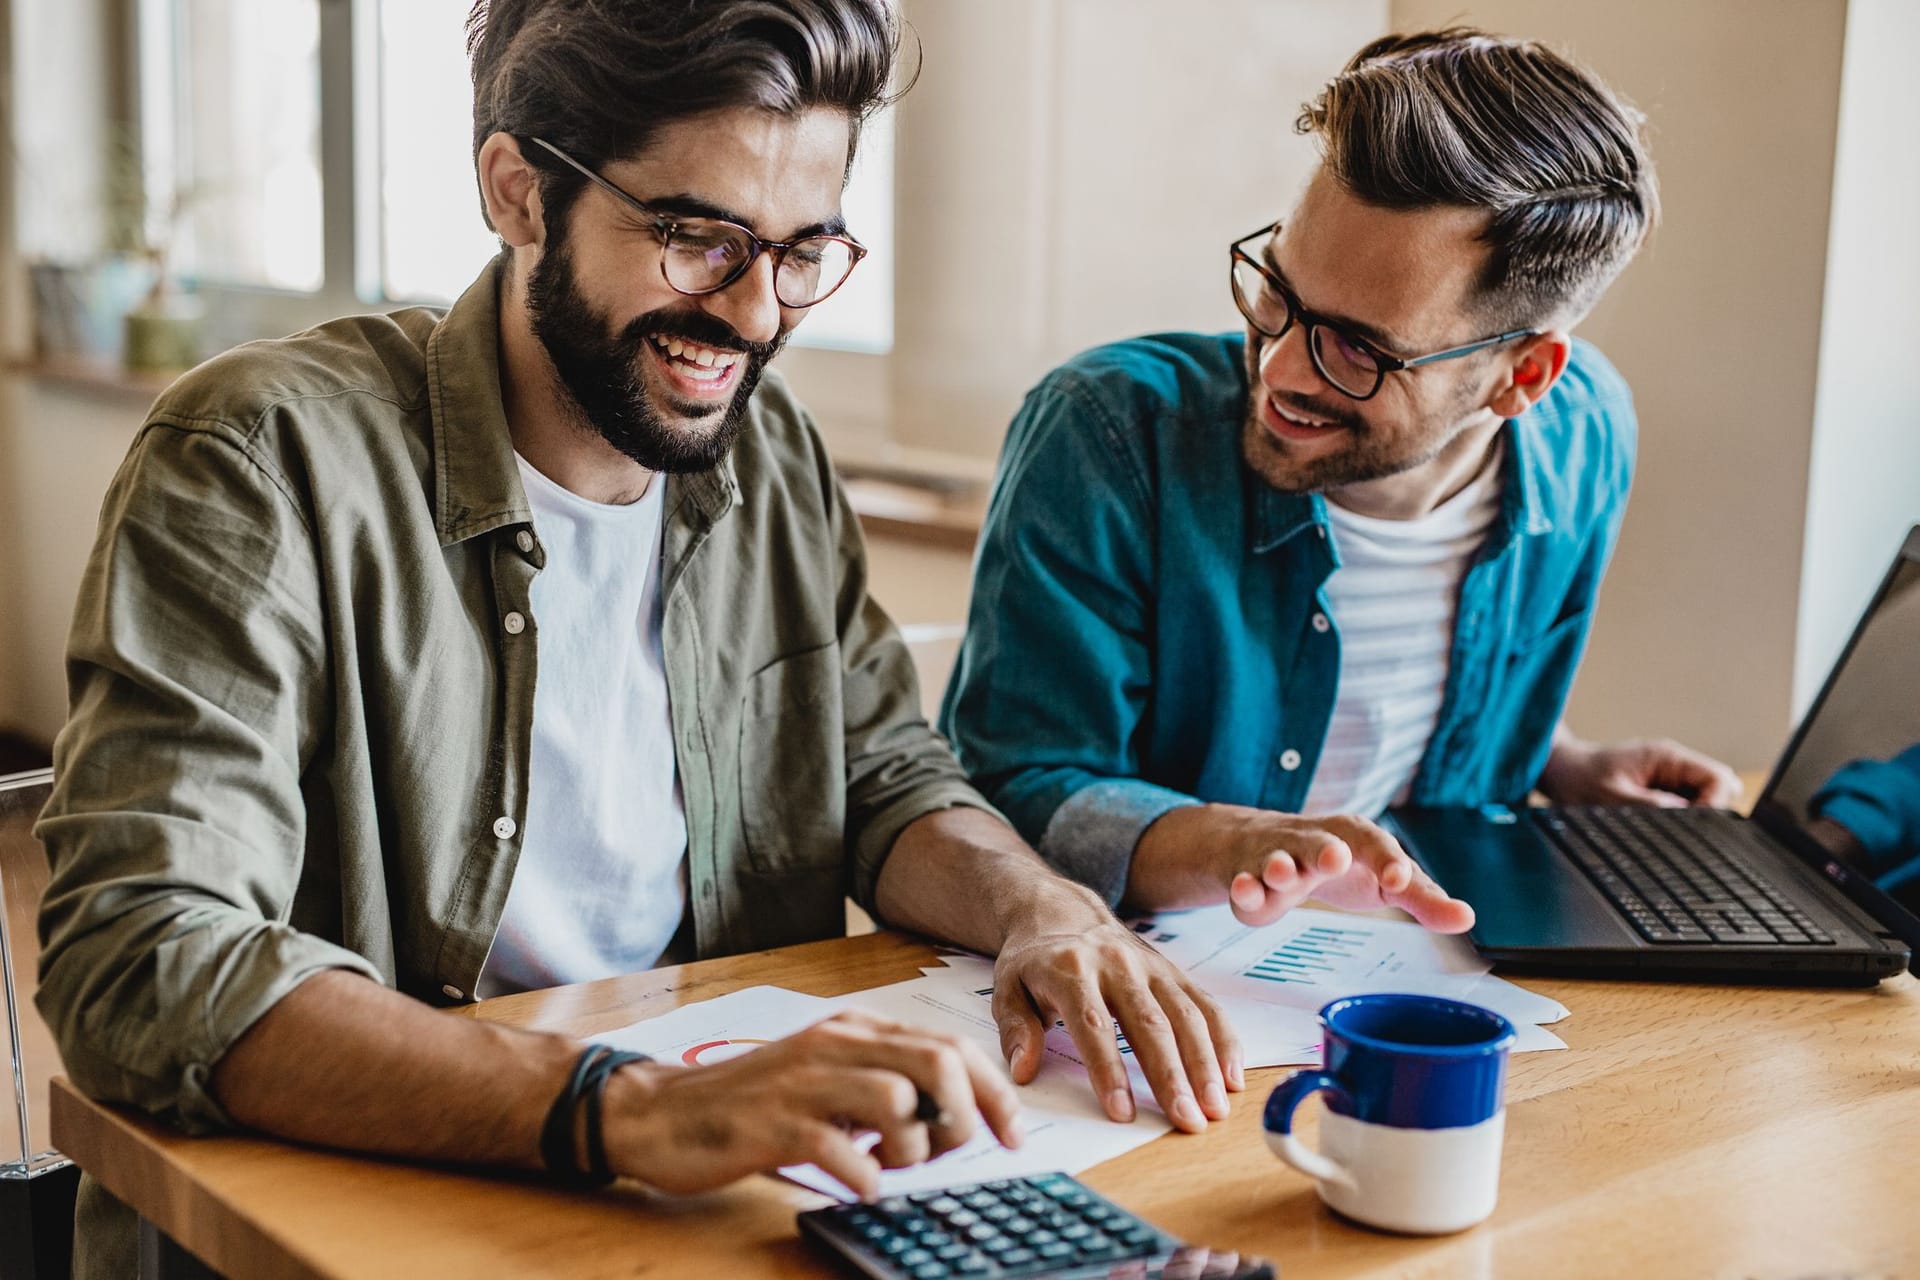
[1300,442,1506,818]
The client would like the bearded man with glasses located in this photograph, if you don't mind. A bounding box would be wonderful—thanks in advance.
[36,4,1246,1272]
[943,29,1741,931]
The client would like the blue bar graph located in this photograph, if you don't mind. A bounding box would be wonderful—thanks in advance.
[1243,923,1371,985]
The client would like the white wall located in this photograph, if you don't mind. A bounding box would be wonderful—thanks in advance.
[1795,0,1920,714]
[792,0,1389,462]
[1393,0,1849,772]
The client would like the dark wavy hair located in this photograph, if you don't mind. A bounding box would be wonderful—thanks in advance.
[1299,28,1658,326]
[466,0,906,233]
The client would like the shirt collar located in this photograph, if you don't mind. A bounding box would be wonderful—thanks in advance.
[426,255,739,545]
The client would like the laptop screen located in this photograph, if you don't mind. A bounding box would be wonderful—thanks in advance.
[1760,536,1920,905]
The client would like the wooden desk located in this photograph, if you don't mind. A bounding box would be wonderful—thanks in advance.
[50,924,1920,1279]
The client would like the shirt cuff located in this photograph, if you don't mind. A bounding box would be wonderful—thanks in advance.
[1038,779,1201,909]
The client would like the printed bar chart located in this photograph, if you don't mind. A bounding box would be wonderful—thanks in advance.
[1244,922,1372,985]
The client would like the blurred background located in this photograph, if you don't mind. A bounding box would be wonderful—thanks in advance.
[0,0,1915,773]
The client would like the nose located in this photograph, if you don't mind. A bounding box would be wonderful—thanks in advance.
[1255,324,1324,399]
[699,252,784,346]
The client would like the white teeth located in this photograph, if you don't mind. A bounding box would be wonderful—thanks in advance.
[649,334,743,376]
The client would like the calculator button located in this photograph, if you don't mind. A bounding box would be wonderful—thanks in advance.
[1004,1216,1036,1235]
[1059,1223,1092,1242]
[935,1244,971,1261]
[1026,1229,1060,1246]
[927,1197,963,1215]
[899,1248,935,1266]
[879,1238,914,1257]
[944,1210,979,1228]
[999,1248,1037,1267]
[1037,1241,1075,1262]
[1118,1226,1156,1247]
[964,1225,1000,1244]
[909,1265,949,1280]
[955,1258,990,1275]
[962,1193,997,1210]
[982,1205,1016,1223]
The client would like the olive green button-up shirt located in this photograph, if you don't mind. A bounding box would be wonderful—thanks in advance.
[35,259,989,1134]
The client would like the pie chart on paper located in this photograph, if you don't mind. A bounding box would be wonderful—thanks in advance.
[681,1038,772,1066]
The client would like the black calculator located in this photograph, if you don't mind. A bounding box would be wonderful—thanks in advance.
[797,1171,1273,1279]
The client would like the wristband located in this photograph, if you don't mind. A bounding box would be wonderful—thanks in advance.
[540,1045,652,1188]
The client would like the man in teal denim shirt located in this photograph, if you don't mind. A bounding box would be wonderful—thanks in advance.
[943,30,1740,929]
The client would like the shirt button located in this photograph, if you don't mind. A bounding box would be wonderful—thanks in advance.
[515,530,535,554]
[503,611,526,635]
[1312,612,1330,633]
[493,815,518,840]
[1279,749,1303,771]
[441,984,465,1001]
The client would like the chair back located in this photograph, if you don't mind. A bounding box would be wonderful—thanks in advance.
[0,768,59,1173]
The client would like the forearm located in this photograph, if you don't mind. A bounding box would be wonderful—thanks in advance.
[1124,803,1249,911]
[210,969,581,1170]
[874,807,1112,954]
[1538,721,1592,799]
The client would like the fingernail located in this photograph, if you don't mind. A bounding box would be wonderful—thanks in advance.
[1006,1117,1025,1146]
[1230,1062,1246,1090]
[1173,1095,1206,1131]
[1106,1089,1135,1122]
[1202,1082,1228,1115]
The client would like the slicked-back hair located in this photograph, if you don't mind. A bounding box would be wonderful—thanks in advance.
[1298,28,1658,327]
[466,0,904,234]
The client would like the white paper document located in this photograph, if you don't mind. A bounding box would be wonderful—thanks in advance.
[1126,904,1569,1061]
[594,979,1171,1201]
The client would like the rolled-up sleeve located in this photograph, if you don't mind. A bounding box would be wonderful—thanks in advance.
[35,420,381,1133]
[940,380,1199,907]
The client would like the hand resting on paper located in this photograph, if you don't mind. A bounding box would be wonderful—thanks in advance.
[604,1008,1024,1200]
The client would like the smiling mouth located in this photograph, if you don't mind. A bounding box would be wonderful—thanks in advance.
[645,333,746,398]
[1261,396,1349,443]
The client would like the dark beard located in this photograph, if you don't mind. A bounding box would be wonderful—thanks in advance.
[525,228,785,473]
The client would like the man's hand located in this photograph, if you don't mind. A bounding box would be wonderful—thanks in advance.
[605,1009,1023,1201]
[1541,732,1743,809]
[990,884,1243,1135]
[1127,803,1476,934]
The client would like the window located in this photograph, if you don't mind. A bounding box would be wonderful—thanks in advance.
[137,0,893,352]
[141,0,325,291]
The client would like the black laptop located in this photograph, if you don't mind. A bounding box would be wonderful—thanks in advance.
[1389,526,1920,985]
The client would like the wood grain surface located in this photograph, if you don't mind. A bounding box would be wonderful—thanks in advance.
[51,924,1920,1279]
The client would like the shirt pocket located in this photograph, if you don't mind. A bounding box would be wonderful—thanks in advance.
[737,642,848,877]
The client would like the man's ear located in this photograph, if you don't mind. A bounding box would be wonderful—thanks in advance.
[1485,331,1572,420]
[476,132,544,250]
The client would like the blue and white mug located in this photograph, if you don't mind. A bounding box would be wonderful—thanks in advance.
[1263,993,1517,1235]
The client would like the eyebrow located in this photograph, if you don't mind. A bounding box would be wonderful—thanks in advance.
[1260,244,1412,355]
[624,190,849,241]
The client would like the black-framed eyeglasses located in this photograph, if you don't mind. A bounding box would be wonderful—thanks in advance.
[1229,222,1538,401]
[528,136,868,309]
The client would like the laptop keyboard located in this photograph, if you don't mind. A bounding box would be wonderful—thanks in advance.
[1538,807,1835,946]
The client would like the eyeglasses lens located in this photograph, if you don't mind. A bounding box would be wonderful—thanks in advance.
[1308,325,1384,398]
[663,223,857,306]
[1231,259,1290,336]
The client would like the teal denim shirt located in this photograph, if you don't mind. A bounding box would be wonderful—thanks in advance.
[941,331,1636,906]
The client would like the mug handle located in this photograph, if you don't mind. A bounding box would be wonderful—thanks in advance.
[1263,1071,1360,1193]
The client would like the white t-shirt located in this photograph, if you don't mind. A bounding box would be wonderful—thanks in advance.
[1300,442,1506,819]
[476,455,690,998]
